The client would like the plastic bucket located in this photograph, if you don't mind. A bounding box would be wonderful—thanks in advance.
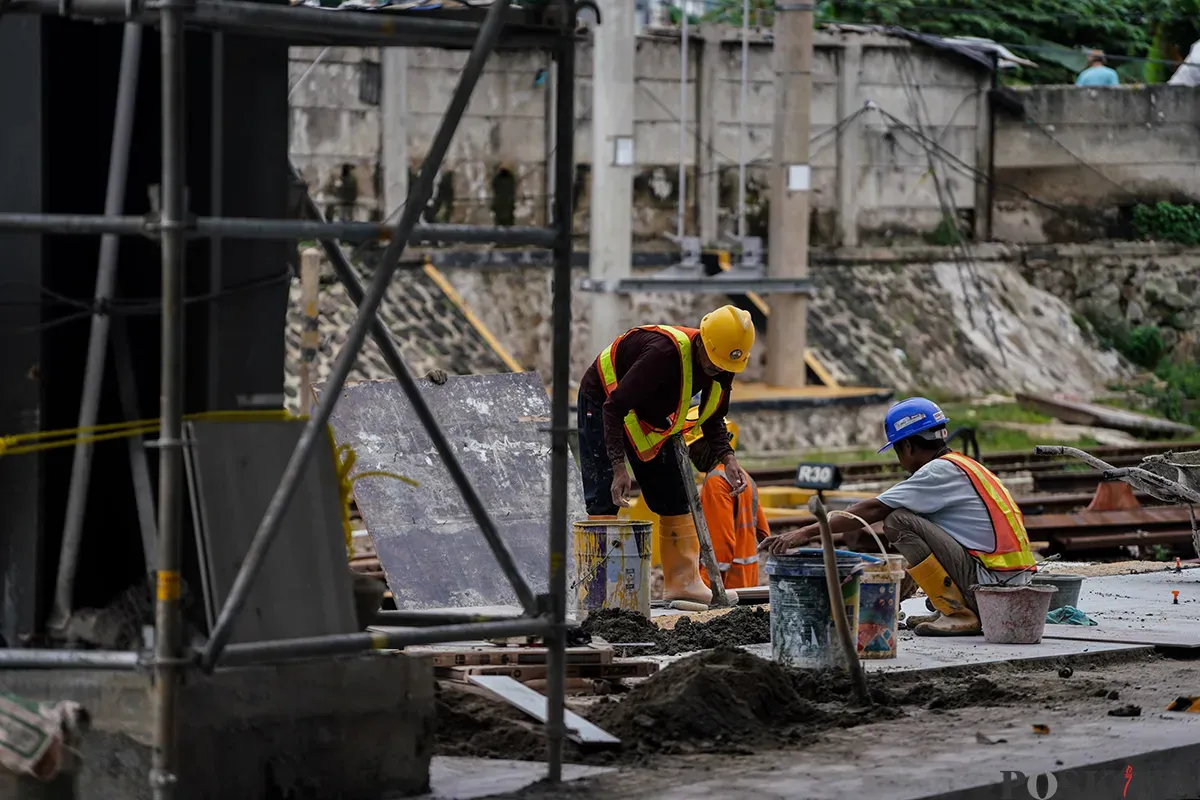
[975,585,1058,644]
[1030,574,1084,612]
[572,520,653,619]
[857,554,906,659]
[767,549,866,669]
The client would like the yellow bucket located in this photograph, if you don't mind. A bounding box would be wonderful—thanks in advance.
[572,519,653,619]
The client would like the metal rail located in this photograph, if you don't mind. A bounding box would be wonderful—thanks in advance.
[0,212,559,247]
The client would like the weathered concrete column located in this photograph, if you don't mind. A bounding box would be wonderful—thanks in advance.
[588,0,637,358]
[836,41,862,247]
[697,26,722,244]
[380,47,409,216]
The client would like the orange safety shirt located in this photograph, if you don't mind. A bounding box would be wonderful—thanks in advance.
[697,466,769,590]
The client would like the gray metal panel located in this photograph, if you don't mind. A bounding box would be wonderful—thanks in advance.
[184,419,357,643]
[321,373,585,610]
[0,14,45,645]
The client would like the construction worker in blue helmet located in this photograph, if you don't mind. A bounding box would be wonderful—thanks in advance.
[763,397,1037,636]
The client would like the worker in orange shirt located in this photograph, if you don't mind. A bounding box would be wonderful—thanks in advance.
[686,414,769,591]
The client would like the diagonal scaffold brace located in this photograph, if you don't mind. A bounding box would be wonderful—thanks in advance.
[199,0,531,674]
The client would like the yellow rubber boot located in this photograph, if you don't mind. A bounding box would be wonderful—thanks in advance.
[659,514,713,605]
[905,554,981,637]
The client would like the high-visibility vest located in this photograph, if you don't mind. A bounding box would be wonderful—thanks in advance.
[939,452,1037,572]
[698,466,762,590]
[596,325,724,461]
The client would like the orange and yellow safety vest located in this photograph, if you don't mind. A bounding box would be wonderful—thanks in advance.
[939,452,1037,572]
[597,325,724,461]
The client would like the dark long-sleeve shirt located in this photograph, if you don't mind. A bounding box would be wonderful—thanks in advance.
[578,328,734,465]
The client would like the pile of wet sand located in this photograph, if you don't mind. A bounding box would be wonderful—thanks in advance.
[435,645,1030,764]
[579,607,770,656]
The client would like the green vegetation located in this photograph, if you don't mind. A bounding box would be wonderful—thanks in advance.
[1132,202,1200,246]
[1082,314,1200,430]
[667,0,1200,85]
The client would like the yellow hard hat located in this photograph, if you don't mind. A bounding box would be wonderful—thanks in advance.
[683,406,739,450]
[700,305,755,374]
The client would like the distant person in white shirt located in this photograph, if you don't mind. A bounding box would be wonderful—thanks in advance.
[1076,50,1120,87]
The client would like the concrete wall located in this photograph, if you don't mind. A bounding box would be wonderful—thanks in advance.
[993,85,1200,244]
[288,27,991,245]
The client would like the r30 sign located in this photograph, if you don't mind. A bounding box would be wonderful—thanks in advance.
[793,463,843,491]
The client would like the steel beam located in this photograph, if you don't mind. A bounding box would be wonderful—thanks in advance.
[198,0,529,674]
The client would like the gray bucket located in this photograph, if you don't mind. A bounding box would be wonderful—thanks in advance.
[1030,573,1084,612]
[766,550,864,669]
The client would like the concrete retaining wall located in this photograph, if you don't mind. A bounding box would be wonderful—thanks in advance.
[993,85,1200,243]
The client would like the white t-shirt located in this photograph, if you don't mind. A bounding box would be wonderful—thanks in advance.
[876,458,1031,586]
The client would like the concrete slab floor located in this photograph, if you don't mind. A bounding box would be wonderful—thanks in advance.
[498,653,1200,800]
[420,756,613,800]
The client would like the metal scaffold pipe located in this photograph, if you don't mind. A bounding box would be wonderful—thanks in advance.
[217,618,554,667]
[0,212,559,247]
[544,27,577,786]
[151,0,189,795]
[198,0,530,675]
[50,21,144,636]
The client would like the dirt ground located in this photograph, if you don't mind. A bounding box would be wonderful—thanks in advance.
[436,648,1200,798]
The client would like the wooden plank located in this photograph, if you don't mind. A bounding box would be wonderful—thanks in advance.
[318,374,587,610]
[467,675,621,746]
[183,420,357,644]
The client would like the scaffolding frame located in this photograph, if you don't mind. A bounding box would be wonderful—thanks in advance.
[0,0,581,795]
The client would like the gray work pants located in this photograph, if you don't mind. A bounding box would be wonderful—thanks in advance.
[883,508,981,614]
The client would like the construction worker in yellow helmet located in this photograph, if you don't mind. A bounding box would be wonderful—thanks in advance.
[686,412,769,591]
[577,305,756,605]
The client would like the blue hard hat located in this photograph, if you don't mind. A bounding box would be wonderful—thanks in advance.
[879,397,949,453]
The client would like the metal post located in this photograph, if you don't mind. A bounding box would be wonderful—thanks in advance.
[736,0,749,242]
[151,1,189,796]
[677,6,688,242]
[49,23,143,634]
[544,29,576,785]
[290,158,540,625]
[199,0,521,673]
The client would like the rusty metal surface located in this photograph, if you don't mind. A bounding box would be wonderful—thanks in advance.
[322,373,585,610]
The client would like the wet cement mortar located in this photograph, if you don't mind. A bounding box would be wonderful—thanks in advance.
[434,634,1163,769]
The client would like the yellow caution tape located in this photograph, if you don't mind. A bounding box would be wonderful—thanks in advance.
[1,408,417,561]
